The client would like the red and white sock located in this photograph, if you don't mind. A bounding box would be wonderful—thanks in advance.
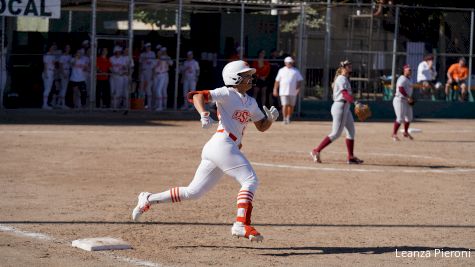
[148,187,183,204]
[404,122,410,134]
[236,189,254,225]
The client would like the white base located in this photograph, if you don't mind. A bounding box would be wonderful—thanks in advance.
[72,237,132,251]
[400,128,422,133]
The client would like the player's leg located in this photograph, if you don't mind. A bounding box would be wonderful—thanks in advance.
[161,74,169,110]
[110,76,117,109]
[311,102,346,163]
[392,97,403,141]
[344,111,363,164]
[59,72,69,108]
[42,71,53,109]
[279,96,288,124]
[460,82,468,101]
[182,79,190,110]
[403,102,414,140]
[132,159,224,221]
[205,134,263,241]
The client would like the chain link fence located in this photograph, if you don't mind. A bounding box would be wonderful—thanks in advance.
[1,1,473,109]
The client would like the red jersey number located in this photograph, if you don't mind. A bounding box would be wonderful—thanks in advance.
[232,110,251,124]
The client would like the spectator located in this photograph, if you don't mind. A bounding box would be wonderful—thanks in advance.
[139,43,156,110]
[445,57,469,101]
[57,44,72,109]
[152,47,173,111]
[96,47,111,108]
[42,44,58,109]
[273,56,303,124]
[416,54,438,100]
[392,64,415,141]
[109,46,128,109]
[180,51,200,110]
[251,49,270,107]
[70,49,89,108]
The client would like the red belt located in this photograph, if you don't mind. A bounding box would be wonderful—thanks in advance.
[216,129,237,142]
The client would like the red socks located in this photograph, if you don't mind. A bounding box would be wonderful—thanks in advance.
[345,138,354,159]
[393,121,401,135]
[314,136,332,153]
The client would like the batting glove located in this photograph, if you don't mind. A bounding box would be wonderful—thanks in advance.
[200,112,216,129]
[263,106,279,121]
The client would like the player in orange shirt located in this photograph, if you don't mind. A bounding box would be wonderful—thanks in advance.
[445,57,469,101]
[251,49,270,107]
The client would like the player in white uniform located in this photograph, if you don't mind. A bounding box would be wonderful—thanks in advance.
[392,64,414,141]
[70,49,90,108]
[180,51,200,110]
[109,46,129,109]
[310,60,364,164]
[139,43,156,110]
[42,44,58,109]
[152,47,173,111]
[131,60,279,242]
[57,45,72,109]
[273,57,303,124]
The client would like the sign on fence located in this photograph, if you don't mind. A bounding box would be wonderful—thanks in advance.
[0,0,61,18]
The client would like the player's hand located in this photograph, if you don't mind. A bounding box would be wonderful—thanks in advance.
[263,106,279,121]
[200,112,216,129]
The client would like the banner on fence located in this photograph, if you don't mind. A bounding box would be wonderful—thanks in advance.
[0,0,61,18]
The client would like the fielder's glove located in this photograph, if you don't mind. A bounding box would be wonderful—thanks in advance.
[263,106,279,121]
[407,96,416,106]
[200,112,216,129]
[354,102,372,122]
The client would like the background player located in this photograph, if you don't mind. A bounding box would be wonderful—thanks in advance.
[392,64,414,141]
[109,46,128,109]
[310,60,363,164]
[42,44,58,109]
[132,60,279,242]
[57,44,72,109]
[180,51,200,110]
[273,56,303,124]
[139,43,156,110]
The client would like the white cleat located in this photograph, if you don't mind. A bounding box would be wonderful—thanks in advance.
[392,134,400,142]
[132,192,152,221]
[231,222,264,242]
[310,150,322,163]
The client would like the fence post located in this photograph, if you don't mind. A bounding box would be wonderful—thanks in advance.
[390,6,400,92]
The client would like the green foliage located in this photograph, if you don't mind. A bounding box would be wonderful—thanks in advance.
[281,6,325,33]
[135,9,190,29]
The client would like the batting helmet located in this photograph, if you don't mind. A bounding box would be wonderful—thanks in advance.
[222,60,256,86]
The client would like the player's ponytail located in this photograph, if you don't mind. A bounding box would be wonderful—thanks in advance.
[331,67,344,90]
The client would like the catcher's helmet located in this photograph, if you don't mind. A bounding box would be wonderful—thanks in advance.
[222,60,256,86]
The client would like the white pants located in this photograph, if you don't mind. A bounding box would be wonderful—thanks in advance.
[141,69,154,96]
[42,70,55,97]
[183,77,197,96]
[149,132,259,203]
[110,75,128,98]
[153,72,169,98]
[60,70,70,98]
[393,97,413,123]
[328,101,355,141]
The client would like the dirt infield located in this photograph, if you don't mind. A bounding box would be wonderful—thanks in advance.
[0,114,474,266]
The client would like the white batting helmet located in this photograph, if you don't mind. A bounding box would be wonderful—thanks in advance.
[222,60,256,86]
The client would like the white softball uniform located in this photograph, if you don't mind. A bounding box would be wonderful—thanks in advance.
[140,51,156,96]
[149,86,265,203]
[152,58,172,109]
[275,66,303,96]
[70,56,89,82]
[328,75,355,141]
[42,53,57,97]
[109,56,129,98]
[58,54,72,97]
[393,75,413,123]
[182,59,200,95]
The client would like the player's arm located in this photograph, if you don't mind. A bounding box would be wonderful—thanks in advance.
[273,81,279,97]
[254,118,272,132]
[191,92,211,114]
[296,80,302,95]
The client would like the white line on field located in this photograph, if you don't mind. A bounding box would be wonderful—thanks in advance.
[252,162,475,174]
[0,224,54,240]
[0,224,163,267]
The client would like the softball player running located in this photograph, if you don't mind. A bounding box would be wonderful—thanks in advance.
[310,60,363,164]
[392,64,414,141]
[132,60,279,242]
